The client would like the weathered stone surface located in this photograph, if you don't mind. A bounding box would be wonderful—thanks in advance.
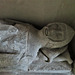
[0,24,18,42]
[39,22,75,48]
[40,46,67,63]
[28,52,72,73]
[53,50,73,64]
[0,20,74,72]
[40,46,73,64]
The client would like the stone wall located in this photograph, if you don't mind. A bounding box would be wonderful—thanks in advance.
[0,0,75,28]
[0,0,75,74]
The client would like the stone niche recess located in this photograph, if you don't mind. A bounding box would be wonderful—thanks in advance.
[0,0,75,75]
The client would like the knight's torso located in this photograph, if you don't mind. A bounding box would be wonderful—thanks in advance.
[0,24,40,70]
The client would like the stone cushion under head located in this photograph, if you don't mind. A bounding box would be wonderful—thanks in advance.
[40,46,67,63]
[53,50,73,64]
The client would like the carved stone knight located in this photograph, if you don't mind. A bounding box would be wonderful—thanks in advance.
[0,20,74,72]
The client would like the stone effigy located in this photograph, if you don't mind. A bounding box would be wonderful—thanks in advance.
[28,52,72,73]
[39,46,73,64]
[28,46,73,73]
[0,19,74,73]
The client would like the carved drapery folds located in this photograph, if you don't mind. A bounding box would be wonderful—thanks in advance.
[0,19,74,73]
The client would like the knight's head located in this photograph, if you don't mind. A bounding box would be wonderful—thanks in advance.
[39,23,75,48]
